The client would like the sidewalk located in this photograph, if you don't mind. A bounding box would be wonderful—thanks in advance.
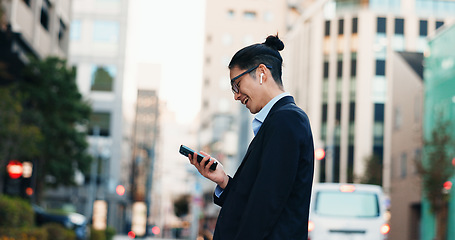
[113,235,178,240]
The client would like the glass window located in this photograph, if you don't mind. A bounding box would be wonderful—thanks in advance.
[375,59,385,76]
[93,21,119,43]
[227,9,234,19]
[352,17,358,34]
[349,102,355,122]
[400,153,407,178]
[322,104,328,123]
[323,61,329,78]
[70,20,81,40]
[395,18,404,35]
[338,19,344,35]
[419,20,428,36]
[436,21,444,30]
[243,11,256,20]
[351,58,356,77]
[325,20,331,36]
[337,60,342,78]
[91,65,116,92]
[315,191,379,217]
[89,112,111,136]
[377,17,386,34]
[40,0,50,31]
[374,103,385,122]
[23,0,31,6]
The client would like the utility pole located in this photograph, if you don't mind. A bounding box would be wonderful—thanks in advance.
[85,126,100,221]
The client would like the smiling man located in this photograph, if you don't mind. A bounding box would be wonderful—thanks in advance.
[187,34,315,240]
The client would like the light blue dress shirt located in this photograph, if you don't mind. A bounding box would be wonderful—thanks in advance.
[252,92,290,136]
[215,92,290,197]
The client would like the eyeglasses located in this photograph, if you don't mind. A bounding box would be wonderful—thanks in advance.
[230,64,272,94]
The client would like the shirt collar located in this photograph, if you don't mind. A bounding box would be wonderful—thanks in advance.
[254,92,290,124]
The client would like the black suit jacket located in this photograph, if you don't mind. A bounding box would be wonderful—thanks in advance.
[213,96,314,240]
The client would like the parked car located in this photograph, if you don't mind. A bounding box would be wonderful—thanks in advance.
[33,205,89,240]
[308,183,390,240]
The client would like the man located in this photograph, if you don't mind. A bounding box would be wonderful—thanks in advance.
[188,35,314,239]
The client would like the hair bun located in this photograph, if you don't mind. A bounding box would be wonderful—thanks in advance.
[263,34,284,51]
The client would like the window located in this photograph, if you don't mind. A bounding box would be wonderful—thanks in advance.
[323,61,329,78]
[395,18,404,35]
[352,17,358,34]
[23,0,31,6]
[338,19,344,35]
[227,9,234,18]
[40,0,50,30]
[374,103,385,122]
[436,21,444,30]
[419,20,428,36]
[89,112,111,136]
[93,21,119,43]
[325,20,330,36]
[244,11,256,20]
[315,191,379,217]
[322,104,328,123]
[91,65,116,92]
[337,60,342,78]
[400,153,407,178]
[349,102,355,122]
[351,58,356,77]
[70,20,81,41]
[336,103,341,122]
[58,19,66,48]
[377,17,386,34]
[375,59,385,76]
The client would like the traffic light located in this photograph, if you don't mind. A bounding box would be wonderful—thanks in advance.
[315,148,326,161]
[7,160,23,179]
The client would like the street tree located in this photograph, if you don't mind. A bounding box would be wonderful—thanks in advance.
[0,86,42,194]
[415,117,454,240]
[19,57,93,202]
[360,154,383,186]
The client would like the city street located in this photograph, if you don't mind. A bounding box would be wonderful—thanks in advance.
[113,235,178,240]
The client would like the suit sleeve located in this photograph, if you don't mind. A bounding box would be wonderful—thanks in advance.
[234,110,310,239]
[213,176,233,207]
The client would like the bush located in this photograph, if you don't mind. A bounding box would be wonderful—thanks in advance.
[0,195,34,228]
[42,223,75,240]
[89,226,116,240]
[0,227,48,240]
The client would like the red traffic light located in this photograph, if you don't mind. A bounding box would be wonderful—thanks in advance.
[116,185,125,196]
[315,148,325,160]
[7,160,23,179]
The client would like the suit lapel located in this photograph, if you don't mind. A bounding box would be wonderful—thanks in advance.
[234,96,295,176]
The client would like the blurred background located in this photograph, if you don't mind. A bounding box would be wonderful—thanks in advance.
[1,0,455,239]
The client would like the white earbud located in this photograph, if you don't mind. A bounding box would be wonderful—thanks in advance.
[260,73,264,84]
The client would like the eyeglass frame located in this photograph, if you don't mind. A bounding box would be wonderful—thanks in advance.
[230,64,272,94]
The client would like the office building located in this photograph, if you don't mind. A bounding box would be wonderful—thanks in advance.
[67,0,130,233]
[285,0,454,188]
[0,0,71,84]
[421,22,455,240]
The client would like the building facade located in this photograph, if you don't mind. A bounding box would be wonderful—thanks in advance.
[0,0,71,84]
[66,0,130,233]
[387,51,423,240]
[285,0,455,189]
[422,23,455,240]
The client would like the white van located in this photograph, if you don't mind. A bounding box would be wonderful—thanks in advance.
[308,183,390,240]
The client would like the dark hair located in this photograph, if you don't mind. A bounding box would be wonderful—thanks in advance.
[228,34,285,86]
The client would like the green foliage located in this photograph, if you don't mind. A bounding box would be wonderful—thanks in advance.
[0,195,34,228]
[174,194,190,217]
[42,223,75,240]
[18,57,93,197]
[416,117,454,213]
[0,227,48,240]
[0,86,43,192]
[89,226,116,240]
[360,155,383,186]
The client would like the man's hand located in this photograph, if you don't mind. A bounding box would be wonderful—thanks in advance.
[188,151,229,189]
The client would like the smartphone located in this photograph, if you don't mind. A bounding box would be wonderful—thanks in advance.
[179,145,217,171]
